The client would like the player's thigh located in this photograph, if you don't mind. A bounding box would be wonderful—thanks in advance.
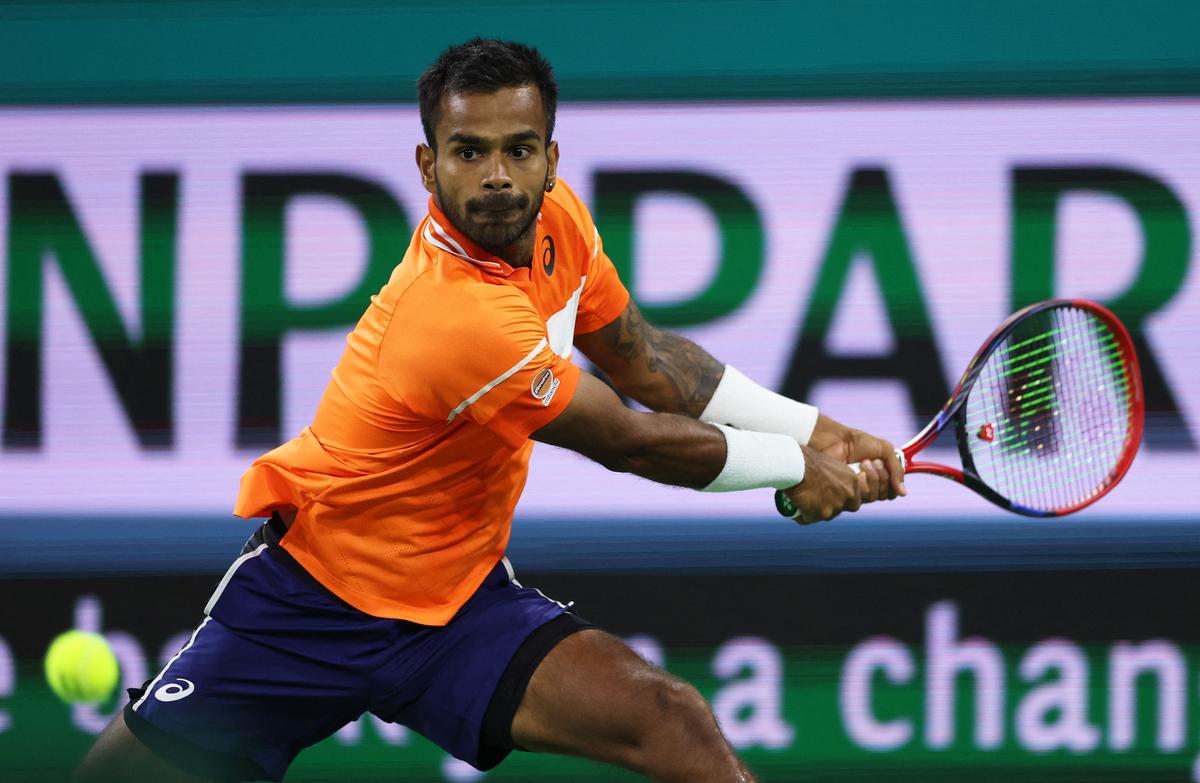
[75,711,213,783]
[511,628,721,769]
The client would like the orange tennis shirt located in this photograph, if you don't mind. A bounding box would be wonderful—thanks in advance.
[233,180,629,624]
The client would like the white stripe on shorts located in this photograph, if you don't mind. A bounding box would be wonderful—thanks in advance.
[131,616,212,712]
[203,543,268,616]
[502,556,570,609]
[134,543,269,712]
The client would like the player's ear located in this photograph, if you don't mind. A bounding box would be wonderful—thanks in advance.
[545,140,559,192]
[416,144,436,194]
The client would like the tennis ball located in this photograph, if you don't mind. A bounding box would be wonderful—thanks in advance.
[44,630,119,704]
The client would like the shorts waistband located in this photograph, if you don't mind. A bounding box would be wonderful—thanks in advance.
[241,513,516,620]
[243,513,356,610]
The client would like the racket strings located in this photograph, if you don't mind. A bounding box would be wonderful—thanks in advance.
[983,333,1123,453]
[1008,309,1129,509]
[1026,311,1119,510]
[1004,309,1129,508]
[963,306,1135,513]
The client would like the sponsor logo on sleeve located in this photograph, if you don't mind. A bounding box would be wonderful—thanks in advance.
[531,368,561,407]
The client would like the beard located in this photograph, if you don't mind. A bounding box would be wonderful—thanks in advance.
[436,178,546,257]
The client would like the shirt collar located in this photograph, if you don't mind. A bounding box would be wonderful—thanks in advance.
[423,198,530,277]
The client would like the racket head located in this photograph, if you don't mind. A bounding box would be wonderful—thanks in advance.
[945,299,1143,517]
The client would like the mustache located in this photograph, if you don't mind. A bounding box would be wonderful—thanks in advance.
[467,192,530,212]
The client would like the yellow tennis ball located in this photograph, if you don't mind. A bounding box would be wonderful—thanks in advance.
[44,630,119,704]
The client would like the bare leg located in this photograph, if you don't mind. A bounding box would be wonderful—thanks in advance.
[511,629,757,782]
[74,711,214,783]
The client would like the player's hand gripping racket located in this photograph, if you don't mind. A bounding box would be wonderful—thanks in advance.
[776,299,1144,518]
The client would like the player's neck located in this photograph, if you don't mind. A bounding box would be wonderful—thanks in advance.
[472,217,536,267]
[494,233,535,268]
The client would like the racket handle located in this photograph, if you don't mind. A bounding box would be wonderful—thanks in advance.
[774,448,906,520]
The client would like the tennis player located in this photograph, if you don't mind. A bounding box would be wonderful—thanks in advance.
[76,38,904,783]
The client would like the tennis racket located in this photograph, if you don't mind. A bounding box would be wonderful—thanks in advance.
[776,299,1144,519]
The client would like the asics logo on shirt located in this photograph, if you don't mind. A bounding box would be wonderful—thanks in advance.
[540,235,556,276]
[154,678,196,702]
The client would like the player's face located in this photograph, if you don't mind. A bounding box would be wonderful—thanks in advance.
[417,85,559,264]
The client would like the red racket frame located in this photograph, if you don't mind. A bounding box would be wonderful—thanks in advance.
[896,298,1144,516]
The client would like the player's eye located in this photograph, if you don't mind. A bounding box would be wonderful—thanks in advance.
[458,148,481,161]
[511,146,532,159]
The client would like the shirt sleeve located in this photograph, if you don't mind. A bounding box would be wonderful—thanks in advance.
[575,226,631,334]
[550,179,631,335]
[378,280,580,449]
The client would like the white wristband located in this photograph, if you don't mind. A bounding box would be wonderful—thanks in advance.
[703,424,806,493]
[700,365,819,446]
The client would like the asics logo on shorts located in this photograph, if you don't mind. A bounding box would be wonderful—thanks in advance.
[154,678,196,702]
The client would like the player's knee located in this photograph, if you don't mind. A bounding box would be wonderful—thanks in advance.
[649,676,699,718]
[645,675,719,742]
[624,675,727,777]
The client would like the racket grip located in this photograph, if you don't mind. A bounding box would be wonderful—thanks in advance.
[774,448,906,520]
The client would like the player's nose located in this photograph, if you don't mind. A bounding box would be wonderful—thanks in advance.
[481,159,514,190]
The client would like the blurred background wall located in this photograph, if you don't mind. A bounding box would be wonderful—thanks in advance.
[2,1,1199,780]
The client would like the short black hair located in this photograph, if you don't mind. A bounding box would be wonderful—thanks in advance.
[417,38,558,150]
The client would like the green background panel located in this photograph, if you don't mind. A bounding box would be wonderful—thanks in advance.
[1,0,1198,103]
[5,569,1198,781]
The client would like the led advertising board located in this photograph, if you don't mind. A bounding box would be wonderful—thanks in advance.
[0,101,1197,520]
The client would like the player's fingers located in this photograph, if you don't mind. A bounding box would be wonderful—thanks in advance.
[844,468,863,513]
[805,505,831,523]
[856,467,871,501]
[855,460,874,503]
[862,459,885,503]
[882,443,906,498]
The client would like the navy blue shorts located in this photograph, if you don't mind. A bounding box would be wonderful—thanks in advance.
[124,520,592,781]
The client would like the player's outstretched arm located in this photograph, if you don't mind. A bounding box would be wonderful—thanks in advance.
[533,373,887,522]
[577,299,904,499]
[534,372,726,489]
[574,299,724,417]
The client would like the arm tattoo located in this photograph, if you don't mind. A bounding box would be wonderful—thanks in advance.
[595,302,724,417]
